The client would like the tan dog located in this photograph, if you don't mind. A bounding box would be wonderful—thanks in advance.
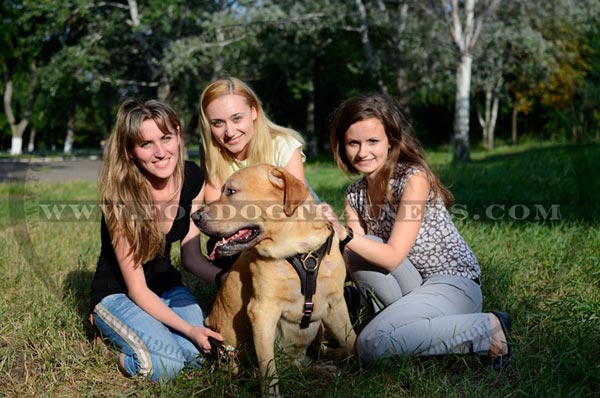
[192,164,356,397]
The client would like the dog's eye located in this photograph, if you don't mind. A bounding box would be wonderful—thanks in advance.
[225,188,236,196]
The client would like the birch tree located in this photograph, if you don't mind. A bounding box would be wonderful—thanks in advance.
[440,0,499,162]
[472,0,548,150]
[3,61,37,155]
[1,1,39,155]
[474,25,506,151]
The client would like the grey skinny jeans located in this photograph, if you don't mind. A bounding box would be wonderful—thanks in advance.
[346,235,496,362]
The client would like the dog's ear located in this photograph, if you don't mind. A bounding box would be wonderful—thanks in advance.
[268,166,309,216]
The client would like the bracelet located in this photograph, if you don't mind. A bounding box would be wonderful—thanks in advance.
[339,226,354,251]
[215,269,228,288]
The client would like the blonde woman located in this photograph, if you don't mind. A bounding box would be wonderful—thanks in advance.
[199,77,313,202]
[90,99,226,381]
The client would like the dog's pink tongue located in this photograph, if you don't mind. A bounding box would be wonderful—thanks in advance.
[209,237,227,260]
[234,229,252,239]
[208,244,219,260]
[208,229,252,260]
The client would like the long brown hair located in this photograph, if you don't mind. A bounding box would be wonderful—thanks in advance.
[199,77,304,185]
[98,99,185,265]
[330,94,454,207]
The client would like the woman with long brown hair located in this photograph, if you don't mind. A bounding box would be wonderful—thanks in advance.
[90,99,225,381]
[321,94,512,369]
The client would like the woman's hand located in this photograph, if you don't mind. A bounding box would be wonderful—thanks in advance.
[187,325,224,353]
[318,202,347,240]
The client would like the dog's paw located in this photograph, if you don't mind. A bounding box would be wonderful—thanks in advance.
[319,346,356,361]
[207,336,236,364]
[313,363,342,378]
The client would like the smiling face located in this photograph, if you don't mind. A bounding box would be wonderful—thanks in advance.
[344,118,390,179]
[129,119,180,185]
[204,94,258,161]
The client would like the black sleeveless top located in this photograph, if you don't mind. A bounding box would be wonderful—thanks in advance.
[90,161,204,312]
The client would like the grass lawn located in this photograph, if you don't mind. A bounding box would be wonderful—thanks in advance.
[1,142,599,397]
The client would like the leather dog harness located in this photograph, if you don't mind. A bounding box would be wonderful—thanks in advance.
[286,225,335,329]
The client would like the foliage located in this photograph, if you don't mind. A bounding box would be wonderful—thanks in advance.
[1,0,600,154]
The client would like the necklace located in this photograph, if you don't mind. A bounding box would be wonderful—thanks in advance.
[365,188,383,225]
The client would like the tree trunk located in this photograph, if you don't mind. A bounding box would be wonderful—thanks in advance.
[63,75,76,155]
[11,136,23,155]
[4,61,37,155]
[453,53,472,162]
[305,81,317,157]
[28,128,36,152]
[355,0,388,94]
[211,26,226,81]
[511,106,518,145]
[127,0,140,26]
[4,80,25,155]
[396,68,412,120]
[477,90,491,149]
[64,112,75,155]
[157,76,170,102]
[443,0,499,161]
[478,82,500,151]
[488,93,499,150]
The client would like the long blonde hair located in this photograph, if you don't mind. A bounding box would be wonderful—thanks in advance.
[199,77,305,185]
[98,99,185,265]
[330,94,454,207]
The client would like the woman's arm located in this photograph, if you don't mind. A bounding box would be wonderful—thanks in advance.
[322,171,429,272]
[181,185,230,285]
[114,231,223,351]
[343,198,366,236]
[204,176,222,203]
[284,148,307,185]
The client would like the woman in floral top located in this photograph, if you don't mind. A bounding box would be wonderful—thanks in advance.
[321,94,511,368]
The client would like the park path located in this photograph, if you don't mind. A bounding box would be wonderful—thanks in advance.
[0,158,102,183]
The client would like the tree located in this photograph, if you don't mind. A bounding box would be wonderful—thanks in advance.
[471,1,546,150]
[501,0,600,144]
[3,61,37,155]
[438,0,500,162]
[352,0,388,95]
[360,0,442,118]
[535,3,593,141]
[1,0,40,155]
[252,1,339,156]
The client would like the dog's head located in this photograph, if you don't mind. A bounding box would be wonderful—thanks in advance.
[192,164,324,259]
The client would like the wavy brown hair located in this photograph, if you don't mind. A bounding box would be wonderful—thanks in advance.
[199,77,305,185]
[98,99,185,266]
[330,94,454,207]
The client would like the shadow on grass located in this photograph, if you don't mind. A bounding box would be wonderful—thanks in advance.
[63,270,97,340]
[434,143,600,225]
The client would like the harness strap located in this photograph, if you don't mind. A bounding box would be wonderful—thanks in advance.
[286,225,334,329]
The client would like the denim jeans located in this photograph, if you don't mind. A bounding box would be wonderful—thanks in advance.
[92,286,205,381]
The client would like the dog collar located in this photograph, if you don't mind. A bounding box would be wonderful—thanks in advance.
[286,225,335,329]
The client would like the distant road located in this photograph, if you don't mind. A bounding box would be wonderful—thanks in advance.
[0,158,102,183]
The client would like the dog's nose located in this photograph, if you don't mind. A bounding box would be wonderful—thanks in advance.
[191,207,205,224]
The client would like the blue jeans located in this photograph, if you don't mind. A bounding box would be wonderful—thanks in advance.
[92,286,205,381]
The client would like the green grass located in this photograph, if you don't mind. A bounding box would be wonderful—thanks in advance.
[1,143,599,397]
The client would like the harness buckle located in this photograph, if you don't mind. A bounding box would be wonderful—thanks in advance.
[301,252,319,271]
[304,301,314,314]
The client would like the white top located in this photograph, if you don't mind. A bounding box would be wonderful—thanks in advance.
[230,134,305,173]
